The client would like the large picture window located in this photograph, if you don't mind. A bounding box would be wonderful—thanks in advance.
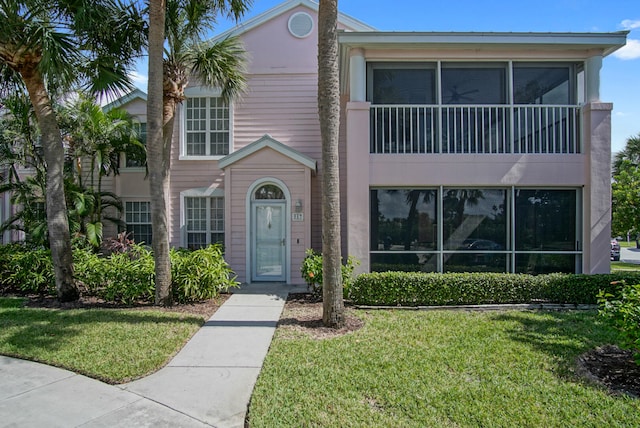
[370,187,581,274]
[184,96,229,157]
[185,196,224,249]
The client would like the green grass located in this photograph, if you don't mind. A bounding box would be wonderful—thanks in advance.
[612,261,640,272]
[0,297,204,383]
[618,240,637,248]
[250,309,640,427]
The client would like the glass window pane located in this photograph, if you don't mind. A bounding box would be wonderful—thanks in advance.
[515,253,577,274]
[370,253,438,273]
[125,201,152,244]
[187,232,207,250]
[254,184,285,200]
[513,66,571,104]
[370,189,437,251]
[443,253,508,273]
[515,189,576,251]
[442,189,507,250]
[442,66,506,104]
[371,68,436,104]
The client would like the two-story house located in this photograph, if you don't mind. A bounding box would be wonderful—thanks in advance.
[3,0,627,284]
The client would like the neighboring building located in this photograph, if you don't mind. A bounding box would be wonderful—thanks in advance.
[2,0,628,284]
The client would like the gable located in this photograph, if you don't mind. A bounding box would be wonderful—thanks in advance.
[102,89,147,115]
[211,0,375,75]
[219,134,316,171]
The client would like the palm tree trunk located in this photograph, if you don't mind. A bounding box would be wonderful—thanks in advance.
[148,0,172,306]
[21,65,78,302]
[318,0,344,328]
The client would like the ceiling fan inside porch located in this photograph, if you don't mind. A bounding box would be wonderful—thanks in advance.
[445,85,479,103]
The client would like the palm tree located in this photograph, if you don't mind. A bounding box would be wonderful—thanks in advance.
[147,0,169,305]
[317,0,344,328]
[0,0,145,301]
[60,95,141,247]
[149,0,249,305]
[613,133,640,175]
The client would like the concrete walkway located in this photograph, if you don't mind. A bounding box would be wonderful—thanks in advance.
[0,283,306,428]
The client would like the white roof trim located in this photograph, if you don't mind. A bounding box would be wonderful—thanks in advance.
[219,134,316,171]
[102,89,147,112]
[211,0,375,43]
[338,31,629,57]
[180,187,224,197]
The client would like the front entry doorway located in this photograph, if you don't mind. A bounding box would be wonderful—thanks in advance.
[251,184,288,282]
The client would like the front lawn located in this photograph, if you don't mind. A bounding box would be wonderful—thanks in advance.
[249,309,640,427]
[0,297,208,383]
[612,261,640,272]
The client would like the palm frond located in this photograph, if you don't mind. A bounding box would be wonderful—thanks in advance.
[190,36,247,102]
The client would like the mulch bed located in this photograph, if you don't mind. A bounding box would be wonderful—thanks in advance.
[277,293,364,340]
[578,345,640,398]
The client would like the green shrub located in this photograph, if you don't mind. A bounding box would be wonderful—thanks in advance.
[0,244,54,294]
[94,245,155,305]
[171,244,239,303]
[2,242,239,304]
[300,249,359,296]
[598,282,640,364]
[349,271,640,306]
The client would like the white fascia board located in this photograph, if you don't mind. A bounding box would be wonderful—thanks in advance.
[210,0,375,43]
[180,187,224,198]
[338,31,629,57]
[102,89,147,112]
[219,134,316,171]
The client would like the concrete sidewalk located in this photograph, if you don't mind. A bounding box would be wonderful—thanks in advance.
[0,283,306,428]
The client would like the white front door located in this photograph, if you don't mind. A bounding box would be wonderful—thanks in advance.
[252,202,286,281]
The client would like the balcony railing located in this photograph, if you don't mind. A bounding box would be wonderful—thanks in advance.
[370,105,581,155]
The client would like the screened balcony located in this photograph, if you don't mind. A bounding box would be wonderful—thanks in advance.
[368,62,582,155]
[370,104,581,154]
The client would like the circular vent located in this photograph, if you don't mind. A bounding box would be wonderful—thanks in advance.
[288,12,314,38]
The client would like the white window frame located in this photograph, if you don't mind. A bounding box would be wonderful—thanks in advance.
[122,120,147,170]
[180,187,225,248]
[124,200,153,244]
[179,87,234,160]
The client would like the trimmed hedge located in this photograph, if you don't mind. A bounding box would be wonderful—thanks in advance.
[349,271,640,306]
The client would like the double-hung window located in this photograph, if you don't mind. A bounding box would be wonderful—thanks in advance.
[185,196,224,249]
[125,201,152,244]
[125,122,146,168]
[182,92,231,158]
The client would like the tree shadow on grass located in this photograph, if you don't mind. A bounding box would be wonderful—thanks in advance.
[490,310,620,381]
[0,305,203,354]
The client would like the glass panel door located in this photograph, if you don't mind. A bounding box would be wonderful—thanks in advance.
[253,202,286,281]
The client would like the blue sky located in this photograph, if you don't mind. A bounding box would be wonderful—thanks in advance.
[132,0,640,153]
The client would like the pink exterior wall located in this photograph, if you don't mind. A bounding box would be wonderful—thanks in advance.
[99,4,619,279]
[166,4,335,279]
[223,148,312,284]
[583,102,613,274]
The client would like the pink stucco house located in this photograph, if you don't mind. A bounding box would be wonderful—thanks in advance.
[2,0,628,284]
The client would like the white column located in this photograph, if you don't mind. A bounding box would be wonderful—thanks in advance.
[349,48,366,102]
[585,55,603,102]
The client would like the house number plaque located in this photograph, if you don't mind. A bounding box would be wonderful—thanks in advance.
[292,213,304,222]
